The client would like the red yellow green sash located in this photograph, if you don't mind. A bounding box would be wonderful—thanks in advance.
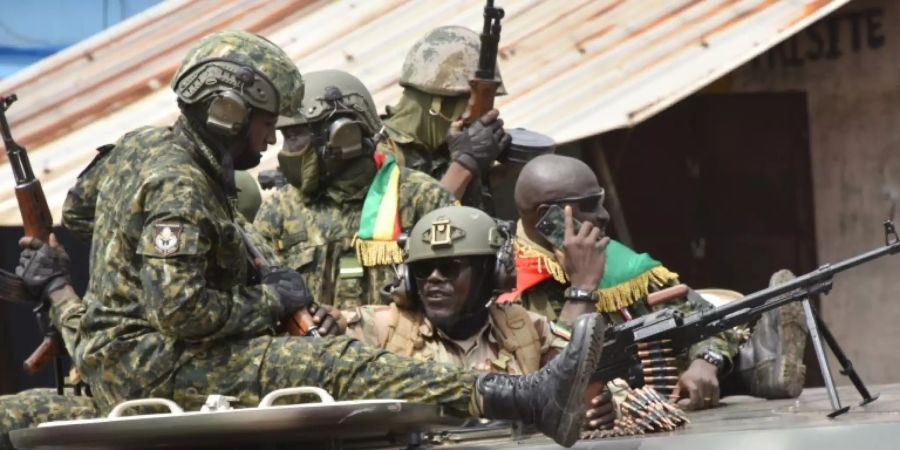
[354,152,404,266]
[498,224,679,313]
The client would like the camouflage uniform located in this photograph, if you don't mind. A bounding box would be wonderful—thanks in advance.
[254,169,454,308]
[64,31,480,418]
[382,26,507,208]
[344,303,568,374]
[255,69,456,308]
[0,388,97,449]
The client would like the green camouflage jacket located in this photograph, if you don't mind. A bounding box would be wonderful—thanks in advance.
[379,131,486,209]
[64,116,283,409]
[254,167,455,308]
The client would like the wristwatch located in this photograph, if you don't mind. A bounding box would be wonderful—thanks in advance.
[563,286,598,302]
[696,350,726,371]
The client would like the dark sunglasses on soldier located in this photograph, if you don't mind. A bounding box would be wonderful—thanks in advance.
[545,189,606,212]
[410,258,469,281]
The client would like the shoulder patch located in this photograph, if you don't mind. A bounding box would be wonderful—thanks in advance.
[152,223,183,256]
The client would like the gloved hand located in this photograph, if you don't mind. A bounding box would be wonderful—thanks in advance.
[16,234,71,302]
[446,109,511,176]
[262,267,313,316]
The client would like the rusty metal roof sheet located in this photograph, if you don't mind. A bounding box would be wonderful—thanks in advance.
[0,0,851,225]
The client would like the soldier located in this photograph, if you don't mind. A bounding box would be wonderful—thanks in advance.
[503,154,807,410]
[344,205,617,431]
[1,175,292,447]
[255,69,455,308]
[381,26,511,207]
[56,30,608,448]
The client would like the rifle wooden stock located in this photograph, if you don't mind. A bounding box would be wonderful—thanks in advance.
[23,334,60,375]
[286,310,319,337]
[646,284,689,307]
[3,94,64,374]
[15,179,53,241]
[463,79,499,126]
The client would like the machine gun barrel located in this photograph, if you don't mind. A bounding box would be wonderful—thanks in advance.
[594,220,900,384]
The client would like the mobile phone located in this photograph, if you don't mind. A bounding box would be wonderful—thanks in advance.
[535,204,582,250]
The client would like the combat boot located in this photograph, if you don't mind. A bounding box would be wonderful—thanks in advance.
[738,269,808,398]
[475,313,605,448]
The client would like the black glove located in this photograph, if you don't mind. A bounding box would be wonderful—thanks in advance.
[262,267,313,316]
[446,109,512,176]
[16,237,71,301]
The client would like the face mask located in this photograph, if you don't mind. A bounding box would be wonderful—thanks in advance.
[278,130,320,201]
[384,88,469,151]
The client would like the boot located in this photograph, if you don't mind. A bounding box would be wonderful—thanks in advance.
[475,313,605,447]
[738,269,808,398]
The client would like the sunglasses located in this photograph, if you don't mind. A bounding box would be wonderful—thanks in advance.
[545,189,606,212]
[409,258,469,281]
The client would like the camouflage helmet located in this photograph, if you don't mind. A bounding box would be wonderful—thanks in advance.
[171,30,304,118]
[399,26,506,97]
[406,205,506,264]
[277,69,381,134]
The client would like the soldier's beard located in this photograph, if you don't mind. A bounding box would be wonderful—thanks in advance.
[233,146,261,170]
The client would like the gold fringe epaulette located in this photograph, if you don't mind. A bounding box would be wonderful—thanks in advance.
[596,266,679,313]
[354,236,404,267]
[514,236,569,284]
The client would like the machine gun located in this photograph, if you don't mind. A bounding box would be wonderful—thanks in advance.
[1,94,65,387]
[594,219,900,417]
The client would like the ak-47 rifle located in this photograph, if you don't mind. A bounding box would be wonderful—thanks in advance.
[462,0,504,212]
[1,94,64,379]
[593,220,900,416]
[464,0,504,125]
[240,231,321,338]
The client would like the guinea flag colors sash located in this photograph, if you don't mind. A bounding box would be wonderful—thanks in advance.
[497,222,679,313]
[354,152,404,266]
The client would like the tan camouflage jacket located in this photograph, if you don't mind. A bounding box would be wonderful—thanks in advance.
[343,303,568,374]
[254,167,455,308]
[64,116,283,409]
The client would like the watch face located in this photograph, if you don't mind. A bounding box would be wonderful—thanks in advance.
[700,351,724,367]
[564,287,597,302]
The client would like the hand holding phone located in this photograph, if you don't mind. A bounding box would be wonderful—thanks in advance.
[536,204,609,290]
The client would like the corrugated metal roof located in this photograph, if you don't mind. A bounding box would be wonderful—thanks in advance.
[0,0,851,225]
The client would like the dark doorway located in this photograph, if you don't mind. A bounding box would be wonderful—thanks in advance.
[596,92,821,385]
[0,226,89,394]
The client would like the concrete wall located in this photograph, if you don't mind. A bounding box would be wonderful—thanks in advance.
[729,0,900,383]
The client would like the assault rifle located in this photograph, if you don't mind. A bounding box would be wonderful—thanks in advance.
[1,94,65,385]
[240,230,320,338]
[464,0,503,125]
[593,219,900,417]
[462,0,504,213]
